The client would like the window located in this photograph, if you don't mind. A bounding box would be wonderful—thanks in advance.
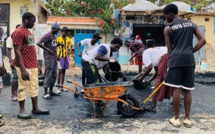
[205,18,209,22]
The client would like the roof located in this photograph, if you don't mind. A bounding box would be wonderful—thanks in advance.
[47,17,97,25]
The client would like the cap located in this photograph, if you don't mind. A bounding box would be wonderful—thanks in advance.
[93,33,102,39]
[51,22,60,29]
[61,27,69,31]
[147,33,151,36]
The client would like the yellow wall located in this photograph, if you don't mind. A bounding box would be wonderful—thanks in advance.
[191,15,215,66]
[0,0,35,34]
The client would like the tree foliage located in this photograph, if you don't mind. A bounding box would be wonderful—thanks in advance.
[44,0,132,33]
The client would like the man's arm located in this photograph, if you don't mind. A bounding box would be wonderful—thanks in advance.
[164,26,172,55]
[14,44,29,80]
[137,64,153,81]
[7,48,12,63]
[95,46,109,61]
[193,23,206,53]
[129,52,138,62]
[37,36,55,55]
[147,66,158,84]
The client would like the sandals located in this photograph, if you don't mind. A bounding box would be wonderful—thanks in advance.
[11,97,18,101]
[169,117,181,127]
[32,109,50,115]
[42,94,52,99]
[0,120,5,127]
[183,118,193,128]
[49,92,60,96]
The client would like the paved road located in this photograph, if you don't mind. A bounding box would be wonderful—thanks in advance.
[0,74,215,134]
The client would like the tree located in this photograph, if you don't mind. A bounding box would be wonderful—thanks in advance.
[44,0,131,33]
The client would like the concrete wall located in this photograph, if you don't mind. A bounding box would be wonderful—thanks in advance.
[191,15,215,66]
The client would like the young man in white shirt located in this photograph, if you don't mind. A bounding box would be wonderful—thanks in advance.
[135,42,172,112]
[81,38,122,85]
[78,33,101,86]
[6,24,20,101]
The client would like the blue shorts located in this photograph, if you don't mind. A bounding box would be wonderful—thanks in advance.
[58,57,69,70]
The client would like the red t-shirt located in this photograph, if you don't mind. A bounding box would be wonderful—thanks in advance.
[12,27,38,68]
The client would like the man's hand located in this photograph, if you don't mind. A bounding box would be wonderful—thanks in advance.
[49,50,55,55]
[78,52,82,57]
[21,70,30,81]
[0,66,6,76]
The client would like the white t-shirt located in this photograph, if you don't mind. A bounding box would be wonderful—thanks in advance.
[6,36,15,60]
[80,39,99,55]
[142,46,167,67]
[82,44,111,70]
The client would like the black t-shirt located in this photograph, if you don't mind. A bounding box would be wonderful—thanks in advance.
[168,19,195,67]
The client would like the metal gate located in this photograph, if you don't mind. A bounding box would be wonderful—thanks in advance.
[193,26,206,64]
[0,4,10,56]
[74,29,99,66]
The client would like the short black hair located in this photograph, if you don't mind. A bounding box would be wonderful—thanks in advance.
[111,38,123,46]
[16,24,21,28]
[163,4,178,15]
[130,35,135,38]
[22,12,36,22]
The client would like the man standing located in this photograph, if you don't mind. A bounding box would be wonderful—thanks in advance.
[78,33,101,86]
[6,24,20,101]
[163,4,206,127]
[13,12,49,119]
[56,27,72,92]
[37,22,60,98]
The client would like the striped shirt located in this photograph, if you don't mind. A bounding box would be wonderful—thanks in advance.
[56,36,72,58]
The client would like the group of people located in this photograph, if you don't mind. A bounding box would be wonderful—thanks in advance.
[0,3,206,128]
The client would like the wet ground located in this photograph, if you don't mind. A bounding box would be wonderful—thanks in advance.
[0,73,215,134]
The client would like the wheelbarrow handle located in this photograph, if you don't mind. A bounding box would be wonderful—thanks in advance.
[142,81,164,105]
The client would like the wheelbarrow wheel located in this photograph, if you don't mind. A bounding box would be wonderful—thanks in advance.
[117,94,139,118]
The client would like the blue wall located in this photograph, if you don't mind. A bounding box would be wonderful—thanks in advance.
[74,29,99,67]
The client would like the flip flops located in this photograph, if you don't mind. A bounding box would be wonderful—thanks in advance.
[49,92,60,96]
[42,94,52,99]
[32,109,50,115]
[0,120,5,127]
[169,117,181,127]
[17,113,32,119]
[183,118,193,128]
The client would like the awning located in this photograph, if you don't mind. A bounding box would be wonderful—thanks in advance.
[121,0,161,15]
[161,2,195,16]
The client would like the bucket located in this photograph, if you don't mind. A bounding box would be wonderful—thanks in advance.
[104,62,121,81]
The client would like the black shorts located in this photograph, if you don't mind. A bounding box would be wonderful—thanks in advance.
[164,66,195,90]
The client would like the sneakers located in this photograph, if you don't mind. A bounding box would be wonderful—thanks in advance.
[169,117,181,127]
[183,118,193,128]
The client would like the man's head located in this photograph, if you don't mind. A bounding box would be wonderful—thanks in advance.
[22,12,36,29]
[124,40,130,48]
[61,27,69,37]
[16,24,21,29]
[110,38,123,52]
[51,22,60,35]
[163,4,178,23]
[92,33,102,44]
[130,35,135,40]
